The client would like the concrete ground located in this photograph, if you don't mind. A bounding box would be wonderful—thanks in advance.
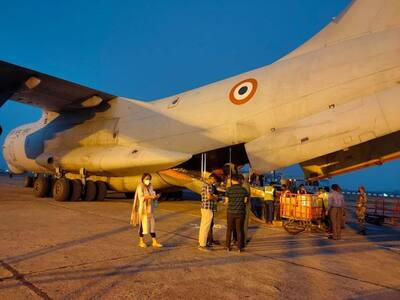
[0,175,400,300]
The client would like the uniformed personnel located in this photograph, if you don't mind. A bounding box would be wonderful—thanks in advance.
[263,183,275,224]
[356,186,367,235]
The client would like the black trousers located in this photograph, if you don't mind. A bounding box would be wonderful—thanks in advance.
[263,201,274,223]
[226,212,245,249]
[139,223,156,238]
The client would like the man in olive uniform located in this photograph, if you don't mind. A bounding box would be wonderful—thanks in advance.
[356,186,367,235]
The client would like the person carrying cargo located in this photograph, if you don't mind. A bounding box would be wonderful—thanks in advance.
[327,184,345,240]
[356,186,367,235]
[263,183,275,224]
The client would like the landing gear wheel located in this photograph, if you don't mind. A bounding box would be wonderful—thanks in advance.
[95,181,107,201]
[84,180,97,201]
[48,176,56,198]
[33,176,50,198]
[23,176,34,188]
[70,179,82,201]
[53,178,71,202]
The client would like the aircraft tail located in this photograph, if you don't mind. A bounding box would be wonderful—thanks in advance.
[282,0,400,60]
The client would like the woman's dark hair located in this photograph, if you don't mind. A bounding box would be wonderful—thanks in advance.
[331,184,341,192]
[141,173,152,182]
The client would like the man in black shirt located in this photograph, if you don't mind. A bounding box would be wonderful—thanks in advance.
[225,174,249,252]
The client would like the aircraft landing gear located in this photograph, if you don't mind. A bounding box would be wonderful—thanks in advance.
[83,180,97,201]
[53,178,71,202]
[30,171,107,202]
[33,175,50,198]
[70,179,82,201]
[23,176,34,188]
[95,181,107,201]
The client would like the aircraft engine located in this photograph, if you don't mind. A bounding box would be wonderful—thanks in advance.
[2,124,49,174]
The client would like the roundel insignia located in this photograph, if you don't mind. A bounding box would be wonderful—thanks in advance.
[229,78,258,105]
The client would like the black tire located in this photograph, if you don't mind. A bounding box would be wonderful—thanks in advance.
[33,176,50,198]
[53,178,71,202]
[23,176,34,188]
[84,180,97,201]
[48,176,56,198]
[70,179,82,201]
[125,192,135,199]
[95,181,107,201]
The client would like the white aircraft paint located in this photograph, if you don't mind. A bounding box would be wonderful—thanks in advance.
[2,0,400,193]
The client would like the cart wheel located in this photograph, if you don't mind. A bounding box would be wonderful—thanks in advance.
[283,219,306,235]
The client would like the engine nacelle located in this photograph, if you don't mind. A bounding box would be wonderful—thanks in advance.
[3,123,49,174]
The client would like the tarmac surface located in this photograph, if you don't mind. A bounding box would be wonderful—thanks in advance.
[0,175,400,300]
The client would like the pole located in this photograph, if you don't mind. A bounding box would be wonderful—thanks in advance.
[201,153,204,180]
[204,152,207,178]
[229,147,232,186]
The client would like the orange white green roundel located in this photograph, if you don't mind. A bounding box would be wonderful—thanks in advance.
[229,78,258,105]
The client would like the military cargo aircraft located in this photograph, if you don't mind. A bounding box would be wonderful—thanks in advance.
[1,0,399,201]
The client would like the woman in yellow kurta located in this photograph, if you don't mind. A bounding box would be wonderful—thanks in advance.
[130,173,163,248]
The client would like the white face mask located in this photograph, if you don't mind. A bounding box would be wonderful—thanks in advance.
[144,179,151,186]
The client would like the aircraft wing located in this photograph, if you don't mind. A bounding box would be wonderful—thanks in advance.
[0,60,115,112]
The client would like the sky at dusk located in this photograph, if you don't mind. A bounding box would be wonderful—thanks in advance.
[0,0,398,192]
